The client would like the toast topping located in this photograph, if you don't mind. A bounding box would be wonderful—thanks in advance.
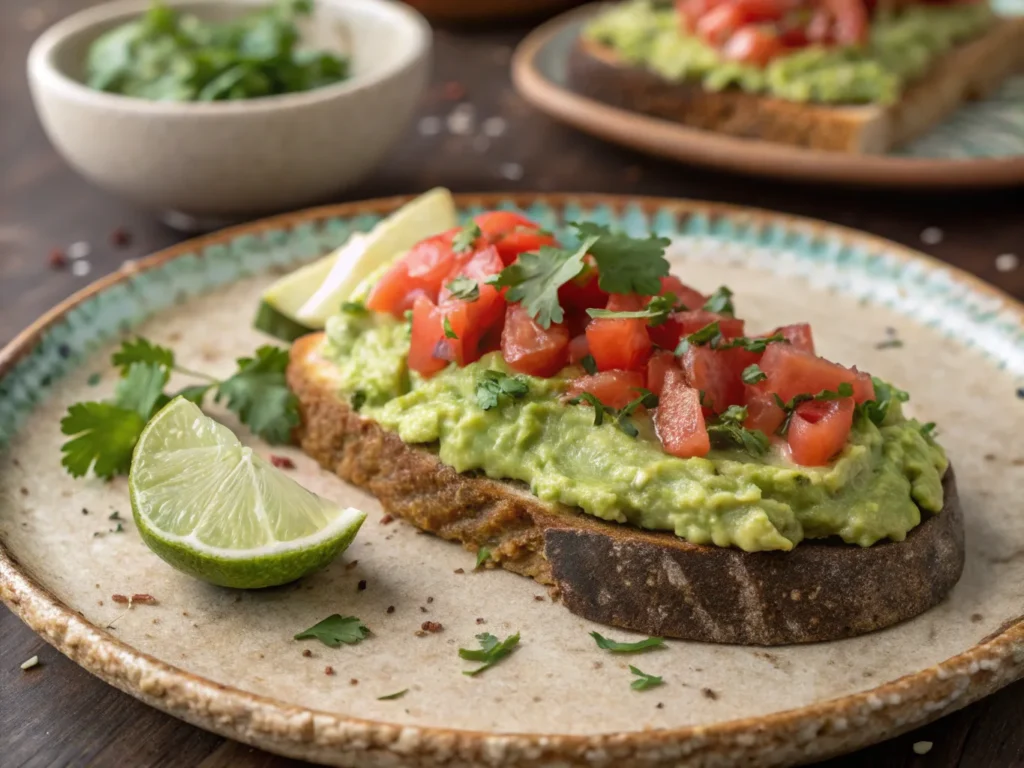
[585,0,994,104]
[317,209,948,552]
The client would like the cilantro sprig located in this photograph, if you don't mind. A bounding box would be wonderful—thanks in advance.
[629,665,664,691]
[294,614,369,648]
[586,294,680,327]
[567,389,658,438]
[476,370,529,410]
[742,364,767,384]
[702,286,735,316]
[488,236,597,328]
[60,337,299,479]
[573,223,671,296]
[706,405,769,455]
[859,377,908,426]
[452,222,482,254]
[446,276,479,302]
[459,632,521,676]
[675,323,786,357]
[590,632,665,653]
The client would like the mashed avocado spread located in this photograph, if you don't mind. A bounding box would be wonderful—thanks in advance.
[322,310,947,553]
[585,0,994,104]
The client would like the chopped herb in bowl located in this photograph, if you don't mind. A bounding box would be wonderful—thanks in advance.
[85,0,350,102]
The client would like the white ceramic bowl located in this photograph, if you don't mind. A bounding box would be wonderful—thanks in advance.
[28,0,431,220]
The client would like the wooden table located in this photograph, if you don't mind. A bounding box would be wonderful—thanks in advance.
[2,2,1022,766]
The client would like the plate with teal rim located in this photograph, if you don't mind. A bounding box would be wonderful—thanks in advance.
[512,3,1024,188]
[1,194,1023,768]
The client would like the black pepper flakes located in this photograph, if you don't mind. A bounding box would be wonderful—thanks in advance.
[19,488,28,496]
[48,248,68,269]
[386,606,395,614]
[426,596,434,603]
[302,649,312,658]
[357,580,367,591]
[475,617,485,624]
[350,678,359,686]
[419,606,428,613]
[702,688,719,700]
[325,666,335,676]
[454,568,465,574]
[421,621,443,633]
[110,226,132,247]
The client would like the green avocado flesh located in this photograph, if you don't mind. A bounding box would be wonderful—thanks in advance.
[321,311,947,552]
[585,0,995,105]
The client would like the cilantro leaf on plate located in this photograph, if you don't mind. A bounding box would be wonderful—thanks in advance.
[459,631,521,676]
[488,236,597,329]
[113,362,170,419]
[111,338,175,376]
[573,222,670,296]
[60,402,147,479]
[215,345,299,443]
[590,631,665,653]
[377,689,409,701]
[475,547,491,568]
[629,665,664,691]
[294,614,369,648]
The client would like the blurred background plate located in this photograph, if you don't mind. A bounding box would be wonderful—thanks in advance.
[512,3,1024,188]
[404,0,583,23]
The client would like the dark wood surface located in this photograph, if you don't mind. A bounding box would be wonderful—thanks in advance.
[2,2,1022,766]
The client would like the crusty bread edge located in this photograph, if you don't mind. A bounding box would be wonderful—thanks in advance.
[569,16,1024,153]
[288,333,965,646]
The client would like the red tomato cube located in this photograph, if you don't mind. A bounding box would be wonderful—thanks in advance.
[566,370,645,410]
[501,304,570,378]
[655,369,710,458]
[646,350,679,397]
[408,296,450,377]
[787,397,855,466]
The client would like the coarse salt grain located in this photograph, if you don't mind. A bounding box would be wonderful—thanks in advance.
[920,227,943,245]
[912,741,933,755]
[67,241,92,260]
[500,162,524,181]
[995,253,1019,272]
[417,116,442,136]
[71,260,92,278]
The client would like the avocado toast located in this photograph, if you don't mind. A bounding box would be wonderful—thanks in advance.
[281,204,965,646]
[568,0,1024,153]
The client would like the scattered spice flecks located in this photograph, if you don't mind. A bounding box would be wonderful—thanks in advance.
[110,226,132,247]
[109,510,121,520]
[419,606,428,613]
[912,741,934,755]
[995,253,1019,273]
[533,595,545,602]
[421,621,443,633]
[454,568,465,574]
[379,514,394,525]
[111,522,125,533]
[20,655,40,671]
[349,678,359,686]
[970,613,984,622]
[324,666,335,676]
[19,487,28,496]
[920,227,943,245]
[269,455,295,469]
[386,606,395,614]
[476,617,485,624]
[131,593,158,604]
[1016,387,1024,400]
[426,596,434,604]
[48,248,68,269]
[302,649,312,658]
[357,580,367,591]
[656,702,664,709]
[111,594,130,604]
[345,560,359,570]
[701,687,719,700]
[874,338,903,350]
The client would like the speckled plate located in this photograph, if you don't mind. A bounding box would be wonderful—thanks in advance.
[512,3,1024,188]
[2,194,1023,768]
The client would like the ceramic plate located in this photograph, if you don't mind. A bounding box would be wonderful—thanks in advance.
[2,194,1023,768]
[511,4,1024,188]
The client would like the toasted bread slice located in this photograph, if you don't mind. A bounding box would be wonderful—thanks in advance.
[568,17,1024,153]
[288,333,965,645]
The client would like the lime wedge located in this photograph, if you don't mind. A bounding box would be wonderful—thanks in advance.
[253,245,350,341]
[295,187,459,326]
[129,398,365,589]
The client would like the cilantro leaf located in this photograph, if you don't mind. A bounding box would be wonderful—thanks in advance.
[215,345,299,443]
[775,382,857,435]
[860,377,909,426]
[475,370,529,411]
[475,547,491,568]
[742,364,767,385]
[573,223,670,296]
[459,632,520,676]
[586,294,678,326]
[580,354,598,375]
[447,276,479,302]
[706,405,769,455]
[113,362,169,418]
[567,389,655,437]
[294,614,369,647]
[377,689,409,701]
[60,402,146,479]
[443,316,457,339]
[172,383,213,406]
[675,322,721,355]
[452,222,482,254]
[629,665,664,691]
[341,301,369,315]
[567,392,610,426]
[702,286,735,316]
[920,422,938,438]
[715,332,786,354]
[590,632,665,653]
[111,338,175,376]
[350,390,367,411]
[488,237,596,329]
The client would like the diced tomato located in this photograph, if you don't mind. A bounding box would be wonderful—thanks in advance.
[676,0,719,29]
[655,369,710,459]
[721,25,786,66]
[851,369,875,404]
[569,334,591,365]
[680,345,745,414]
[760,344,866,404]
[824,0,868,45]
[566,370,646,411]
[408,296,450,377]
[367,230,458,317]
[501,304,570,378]
[787,397,855,466]
[558,256,608,313]
[744,385,786,436]
[474,212,555,264]
[438,245,504,303]
[646,350,679,397]
[587,317,652,372]
[434,246,507,366]
[675,310,745,339]
[659,275,706,312]
[774,323,815,354]
[696,3,746,45]
[648,316,684,350]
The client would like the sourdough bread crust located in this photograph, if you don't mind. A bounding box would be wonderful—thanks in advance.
[568,17,1024,153]
[289,333,966,645]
